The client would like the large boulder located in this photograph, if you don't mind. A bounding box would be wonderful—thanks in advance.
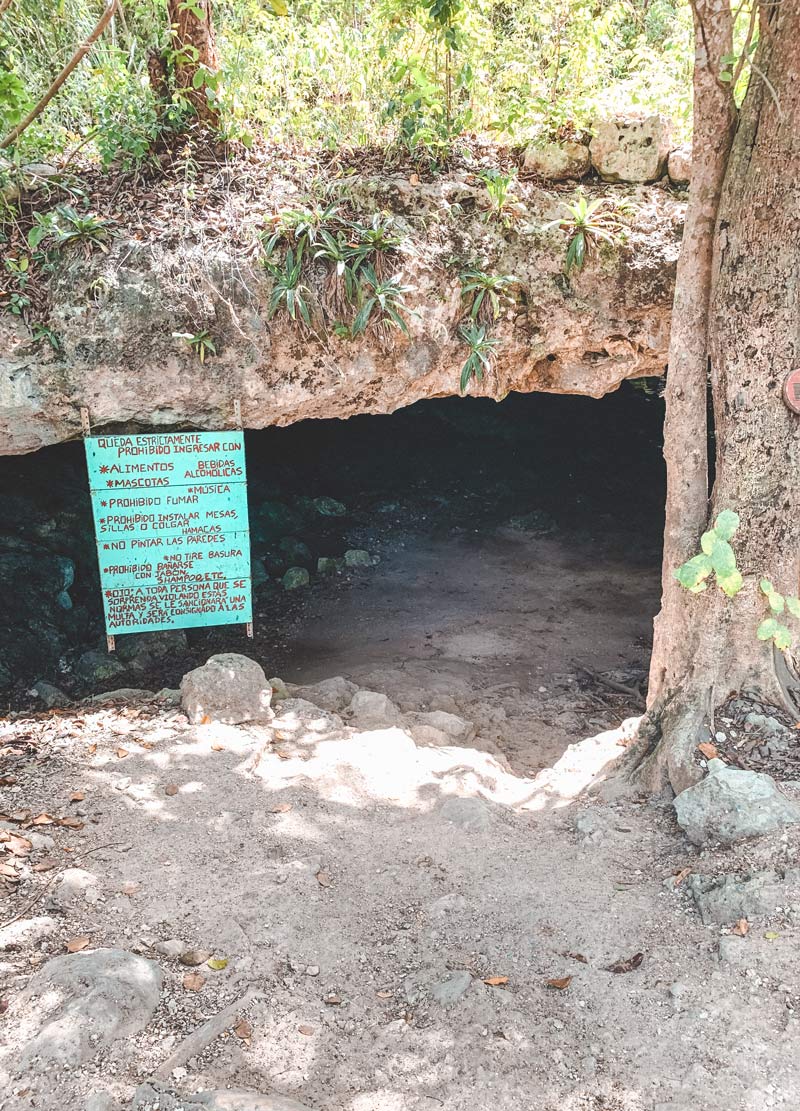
[667,144,691,186]
[523,140,590,181]
[180,653,273,724]
[16,948,162,1073]
[674,758,800,845]
[590,115,673,183]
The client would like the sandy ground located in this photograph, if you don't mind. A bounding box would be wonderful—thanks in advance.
[2,666,800,1111]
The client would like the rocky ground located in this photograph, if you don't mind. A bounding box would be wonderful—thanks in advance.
[3,655,800,1111]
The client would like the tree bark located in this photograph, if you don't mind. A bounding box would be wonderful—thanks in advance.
[167,0,220,126]
[633,0,800,794]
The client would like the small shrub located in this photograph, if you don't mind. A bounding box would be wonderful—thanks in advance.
[458,322,498,394]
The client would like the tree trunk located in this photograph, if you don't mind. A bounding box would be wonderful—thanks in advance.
[167,0,219,126]
[633,1,800,794]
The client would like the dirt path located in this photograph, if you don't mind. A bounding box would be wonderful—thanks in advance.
[2,682,799,1111]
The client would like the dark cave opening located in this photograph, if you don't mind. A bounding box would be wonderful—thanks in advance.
[0,383,666,708]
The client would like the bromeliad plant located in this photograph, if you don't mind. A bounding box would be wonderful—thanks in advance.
[458,322,498,394]
[50,206,111,255]
[352,266,410,339]
[173,328,217,363]
[459,267,518,324]
[544,193,624,275]
[265,248,315,329]
[675,509,800,651]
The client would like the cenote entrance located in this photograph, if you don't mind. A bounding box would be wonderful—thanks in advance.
[0,385,665,773]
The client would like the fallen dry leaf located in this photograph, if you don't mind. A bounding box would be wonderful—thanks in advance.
[270,802,292,814]
[324,994,342,1005]
[116,748,129,759]
[210,742,225,752]
[0,862,18,878]
[698,741,718,760]
[546,976,573,990]
[732,918,749,936]
[201,714,211,725]
[562,951,588,964]
[673,867,692,887]
[376,990,393,999]
[180,949,212,967]
[297,1024,314,1036]
[58,817,84,830]
[605,952,644,974]
[183,971,205,991]
[274,749,291,760]
[87,743,97,755]
[70,791,85,803]
[32,813,54,825]
[316,870,332,888]
[164,784,179,796]
[483,976,509,987]
[5,833,32,857]
[9,810,30,823]
[120,881,141,896]
[66,936,91,953]
[233,1018,252,1041]
[207,957,228,970]
[409,172,420,185]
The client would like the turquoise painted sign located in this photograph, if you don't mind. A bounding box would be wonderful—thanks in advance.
[85,432,253,636]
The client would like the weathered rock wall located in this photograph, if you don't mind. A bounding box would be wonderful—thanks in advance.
[0,174,682,455]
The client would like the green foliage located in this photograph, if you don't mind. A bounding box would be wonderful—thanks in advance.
[0,0,694,166]
[458,322,498,395]
[50,206,111,254]
[459,268,518,324]
[173,328,217,363]
[478,169,518,225]
[545,193,627,275]
[265,248,314,329]
[351,266,410,338]
[675,509,800,653]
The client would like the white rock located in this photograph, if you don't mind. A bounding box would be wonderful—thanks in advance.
[348,689,402,727]
[667,144,691,186]
[590,115,673,183]
[154,938,187,958]
[17,948,162,1072]
[523,140,590,180]
[180,654,273,725]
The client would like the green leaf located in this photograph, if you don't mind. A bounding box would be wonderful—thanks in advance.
[768,590,785,614]
[207,957,228,970]
[710,538,737,579]
[786,596,800,620]
[674,553,713,590]
[717,570,743,598]
[714,510,740,540]
[760,578,775,596]
[774,624,793,651]
[757,618,780,641]
[700,530,716,555]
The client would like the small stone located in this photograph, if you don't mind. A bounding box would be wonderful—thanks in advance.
[344,549,375,568]
[154,939,187,959]
[575,811,606,841]
[180,654,273,725]
[282,566,310,591]
[667,144,691,186]
[269,676,289,701]
[31,679,69,709]
[431,970,472,1006]
[316,557,340,575]
[313,496,346,516]
[292,676,358,713]
[306,965,320,977]
[410,710,474,743]
[348,689,402,727]
[440,796,491,832]
[429,893,467,917]
[48,868,98,910]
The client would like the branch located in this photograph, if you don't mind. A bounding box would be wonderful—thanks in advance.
[730,3,759,91]
[0,0,118,150]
